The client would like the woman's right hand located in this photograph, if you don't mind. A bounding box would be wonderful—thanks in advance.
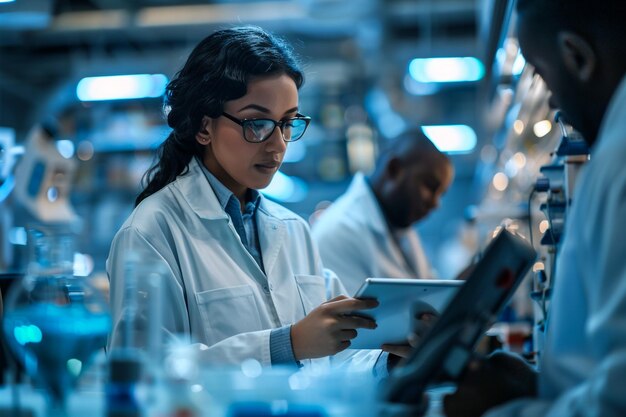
[290,295,379,360]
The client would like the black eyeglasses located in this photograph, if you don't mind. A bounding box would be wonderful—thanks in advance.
[221,112,311,143]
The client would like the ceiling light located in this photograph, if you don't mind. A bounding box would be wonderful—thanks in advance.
[492,172,509,191]
[513,120,525,135]
[409,57,485,83]
[422,124,477,154]
[533,120,552,138]
[76,74,168,101]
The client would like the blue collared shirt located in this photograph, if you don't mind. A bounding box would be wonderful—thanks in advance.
[199,163,264,271]
[197,159,297,366]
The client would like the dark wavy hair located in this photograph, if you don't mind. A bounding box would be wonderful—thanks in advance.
[135,26,304,206]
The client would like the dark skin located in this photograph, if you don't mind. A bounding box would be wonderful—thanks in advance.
[370,150,453,230]
[443,6,626,417]
[516,13,626,145]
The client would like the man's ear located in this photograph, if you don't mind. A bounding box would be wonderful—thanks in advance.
[385,157,404,181]
[195,116,212,145]
[558,31,596,82]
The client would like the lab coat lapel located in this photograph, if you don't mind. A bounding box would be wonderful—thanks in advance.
[256,204,286,277]
[182,158,229,221]
[356,174,412,273]
[178,158,268,279]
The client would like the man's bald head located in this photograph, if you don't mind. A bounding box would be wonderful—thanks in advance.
[370,128,454,229]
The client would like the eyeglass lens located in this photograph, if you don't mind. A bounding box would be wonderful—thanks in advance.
[244,119,307,142]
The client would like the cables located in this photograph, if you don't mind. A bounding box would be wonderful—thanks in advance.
[527,188,536,247]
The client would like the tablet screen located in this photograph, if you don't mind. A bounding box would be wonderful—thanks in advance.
[351,279,464,349]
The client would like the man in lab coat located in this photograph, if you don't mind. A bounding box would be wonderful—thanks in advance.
[443,1,626,416]
[312,128,454,295]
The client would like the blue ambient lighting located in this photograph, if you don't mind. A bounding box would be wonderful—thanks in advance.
[409,57,485,83]
[422,125,477,154]
[261,171,308,203]
[76,74,168,101]
[14,324,43,345]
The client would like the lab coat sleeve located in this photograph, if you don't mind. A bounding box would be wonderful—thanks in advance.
[486,160,626,417]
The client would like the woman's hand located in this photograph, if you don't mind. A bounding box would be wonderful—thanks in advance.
[291,295,378,360]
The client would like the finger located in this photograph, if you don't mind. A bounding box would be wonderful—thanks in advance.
[323,295,348,304]
[381,344,413,358]
[339,329,358,341]
[324,297,379,313]
[337,314,377,329]
[336,340,351,353]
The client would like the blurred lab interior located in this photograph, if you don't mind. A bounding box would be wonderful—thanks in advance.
[0,0,581,415]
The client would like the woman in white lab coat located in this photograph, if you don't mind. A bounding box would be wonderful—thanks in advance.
[107,26,398,371]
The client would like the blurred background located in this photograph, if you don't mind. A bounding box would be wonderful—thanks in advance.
[0,0,558,292]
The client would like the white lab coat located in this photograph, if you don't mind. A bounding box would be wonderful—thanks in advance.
[107,158,381,371]
[312,172,432,295]
[485,77,626,416]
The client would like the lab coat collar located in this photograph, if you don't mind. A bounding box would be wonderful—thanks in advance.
[595,74,626,155]
[349,172,391,237]
[180,158,290,276]
[179,158,229,221]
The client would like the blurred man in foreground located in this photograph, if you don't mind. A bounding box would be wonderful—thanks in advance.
[444,1,626,416]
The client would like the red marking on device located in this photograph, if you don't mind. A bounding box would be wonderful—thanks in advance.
[496,268,514,289]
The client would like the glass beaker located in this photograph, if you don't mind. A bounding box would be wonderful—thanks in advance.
[2,227,111,416]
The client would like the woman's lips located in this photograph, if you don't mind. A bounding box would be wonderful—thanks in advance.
[254,161,280,172]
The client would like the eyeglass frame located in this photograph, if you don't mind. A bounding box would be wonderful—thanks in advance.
[221,111,311,143]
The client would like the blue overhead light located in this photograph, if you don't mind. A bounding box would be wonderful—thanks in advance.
[409,57,485,83]
[0,0,16,3]
[422,124,477,154]
[76,74,168,101]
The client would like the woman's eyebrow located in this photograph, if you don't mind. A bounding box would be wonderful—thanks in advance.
[237,104,299,115]
[237,104,270,113]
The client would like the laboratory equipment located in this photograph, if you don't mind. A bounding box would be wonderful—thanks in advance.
[13,123,78,224]
[529,111,590,360]
[2,227,111,417]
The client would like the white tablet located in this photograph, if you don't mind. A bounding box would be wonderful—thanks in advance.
[350,278,464,349]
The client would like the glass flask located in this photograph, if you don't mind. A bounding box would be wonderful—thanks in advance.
[2,227,111,416]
